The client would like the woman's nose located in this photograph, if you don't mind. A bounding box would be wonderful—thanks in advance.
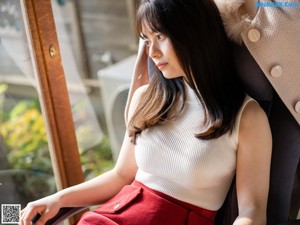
[148,43,161,59]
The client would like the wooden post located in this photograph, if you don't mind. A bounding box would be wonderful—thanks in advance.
[21,0,85,223]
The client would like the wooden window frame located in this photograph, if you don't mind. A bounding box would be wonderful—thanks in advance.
[21,0,84,223]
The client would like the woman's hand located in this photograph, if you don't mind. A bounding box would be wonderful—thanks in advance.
[125,38,149,123]
[134,37,149,82]
[19,193,62,225]
[137,37,149,58]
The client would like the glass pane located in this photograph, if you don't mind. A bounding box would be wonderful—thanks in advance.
[0,0,56,207]
[52,0,137,180]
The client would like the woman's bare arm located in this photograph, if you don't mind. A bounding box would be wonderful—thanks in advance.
[233,101,272,225]
[20,131,137,225]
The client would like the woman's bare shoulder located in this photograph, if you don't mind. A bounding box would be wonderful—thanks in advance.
[238,100,271,147]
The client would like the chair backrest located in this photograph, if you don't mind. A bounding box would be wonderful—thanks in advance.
[231,42,300,224]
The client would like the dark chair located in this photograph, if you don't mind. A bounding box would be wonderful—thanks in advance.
[32,207,86,225]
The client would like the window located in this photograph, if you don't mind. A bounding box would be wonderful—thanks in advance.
[0,0,137,223]
[0,0,57,206]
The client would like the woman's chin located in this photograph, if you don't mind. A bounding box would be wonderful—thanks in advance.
[162,73,183,79]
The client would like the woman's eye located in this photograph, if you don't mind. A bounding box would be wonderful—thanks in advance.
[156,33,166,41]
[144,40,151,46]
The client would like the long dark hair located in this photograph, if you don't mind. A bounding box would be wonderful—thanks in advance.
[128,0,245,142]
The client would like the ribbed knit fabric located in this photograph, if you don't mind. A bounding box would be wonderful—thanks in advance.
[130,83,253,211]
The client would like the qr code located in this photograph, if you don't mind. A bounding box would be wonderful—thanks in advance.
[1,204,21,224]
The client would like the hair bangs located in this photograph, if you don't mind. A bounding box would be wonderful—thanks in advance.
[136,1,163,38]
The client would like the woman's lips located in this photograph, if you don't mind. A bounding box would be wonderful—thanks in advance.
[156,63,167,70]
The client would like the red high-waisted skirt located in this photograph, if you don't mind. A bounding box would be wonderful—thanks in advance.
[76,180,217,225]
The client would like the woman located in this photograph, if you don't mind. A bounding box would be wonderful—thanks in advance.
[20,0,272,224]
[128,0,300,224]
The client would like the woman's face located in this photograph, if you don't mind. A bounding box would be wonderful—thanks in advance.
[141,22,186,79]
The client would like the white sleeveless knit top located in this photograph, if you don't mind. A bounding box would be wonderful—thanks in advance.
[129,83,253,211]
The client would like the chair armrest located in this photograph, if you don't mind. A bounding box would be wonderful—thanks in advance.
[275,220,300,225]
[31,207,87,225]
[46,207,87,225]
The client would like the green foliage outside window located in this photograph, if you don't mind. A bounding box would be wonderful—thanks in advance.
[0,84,114,201]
